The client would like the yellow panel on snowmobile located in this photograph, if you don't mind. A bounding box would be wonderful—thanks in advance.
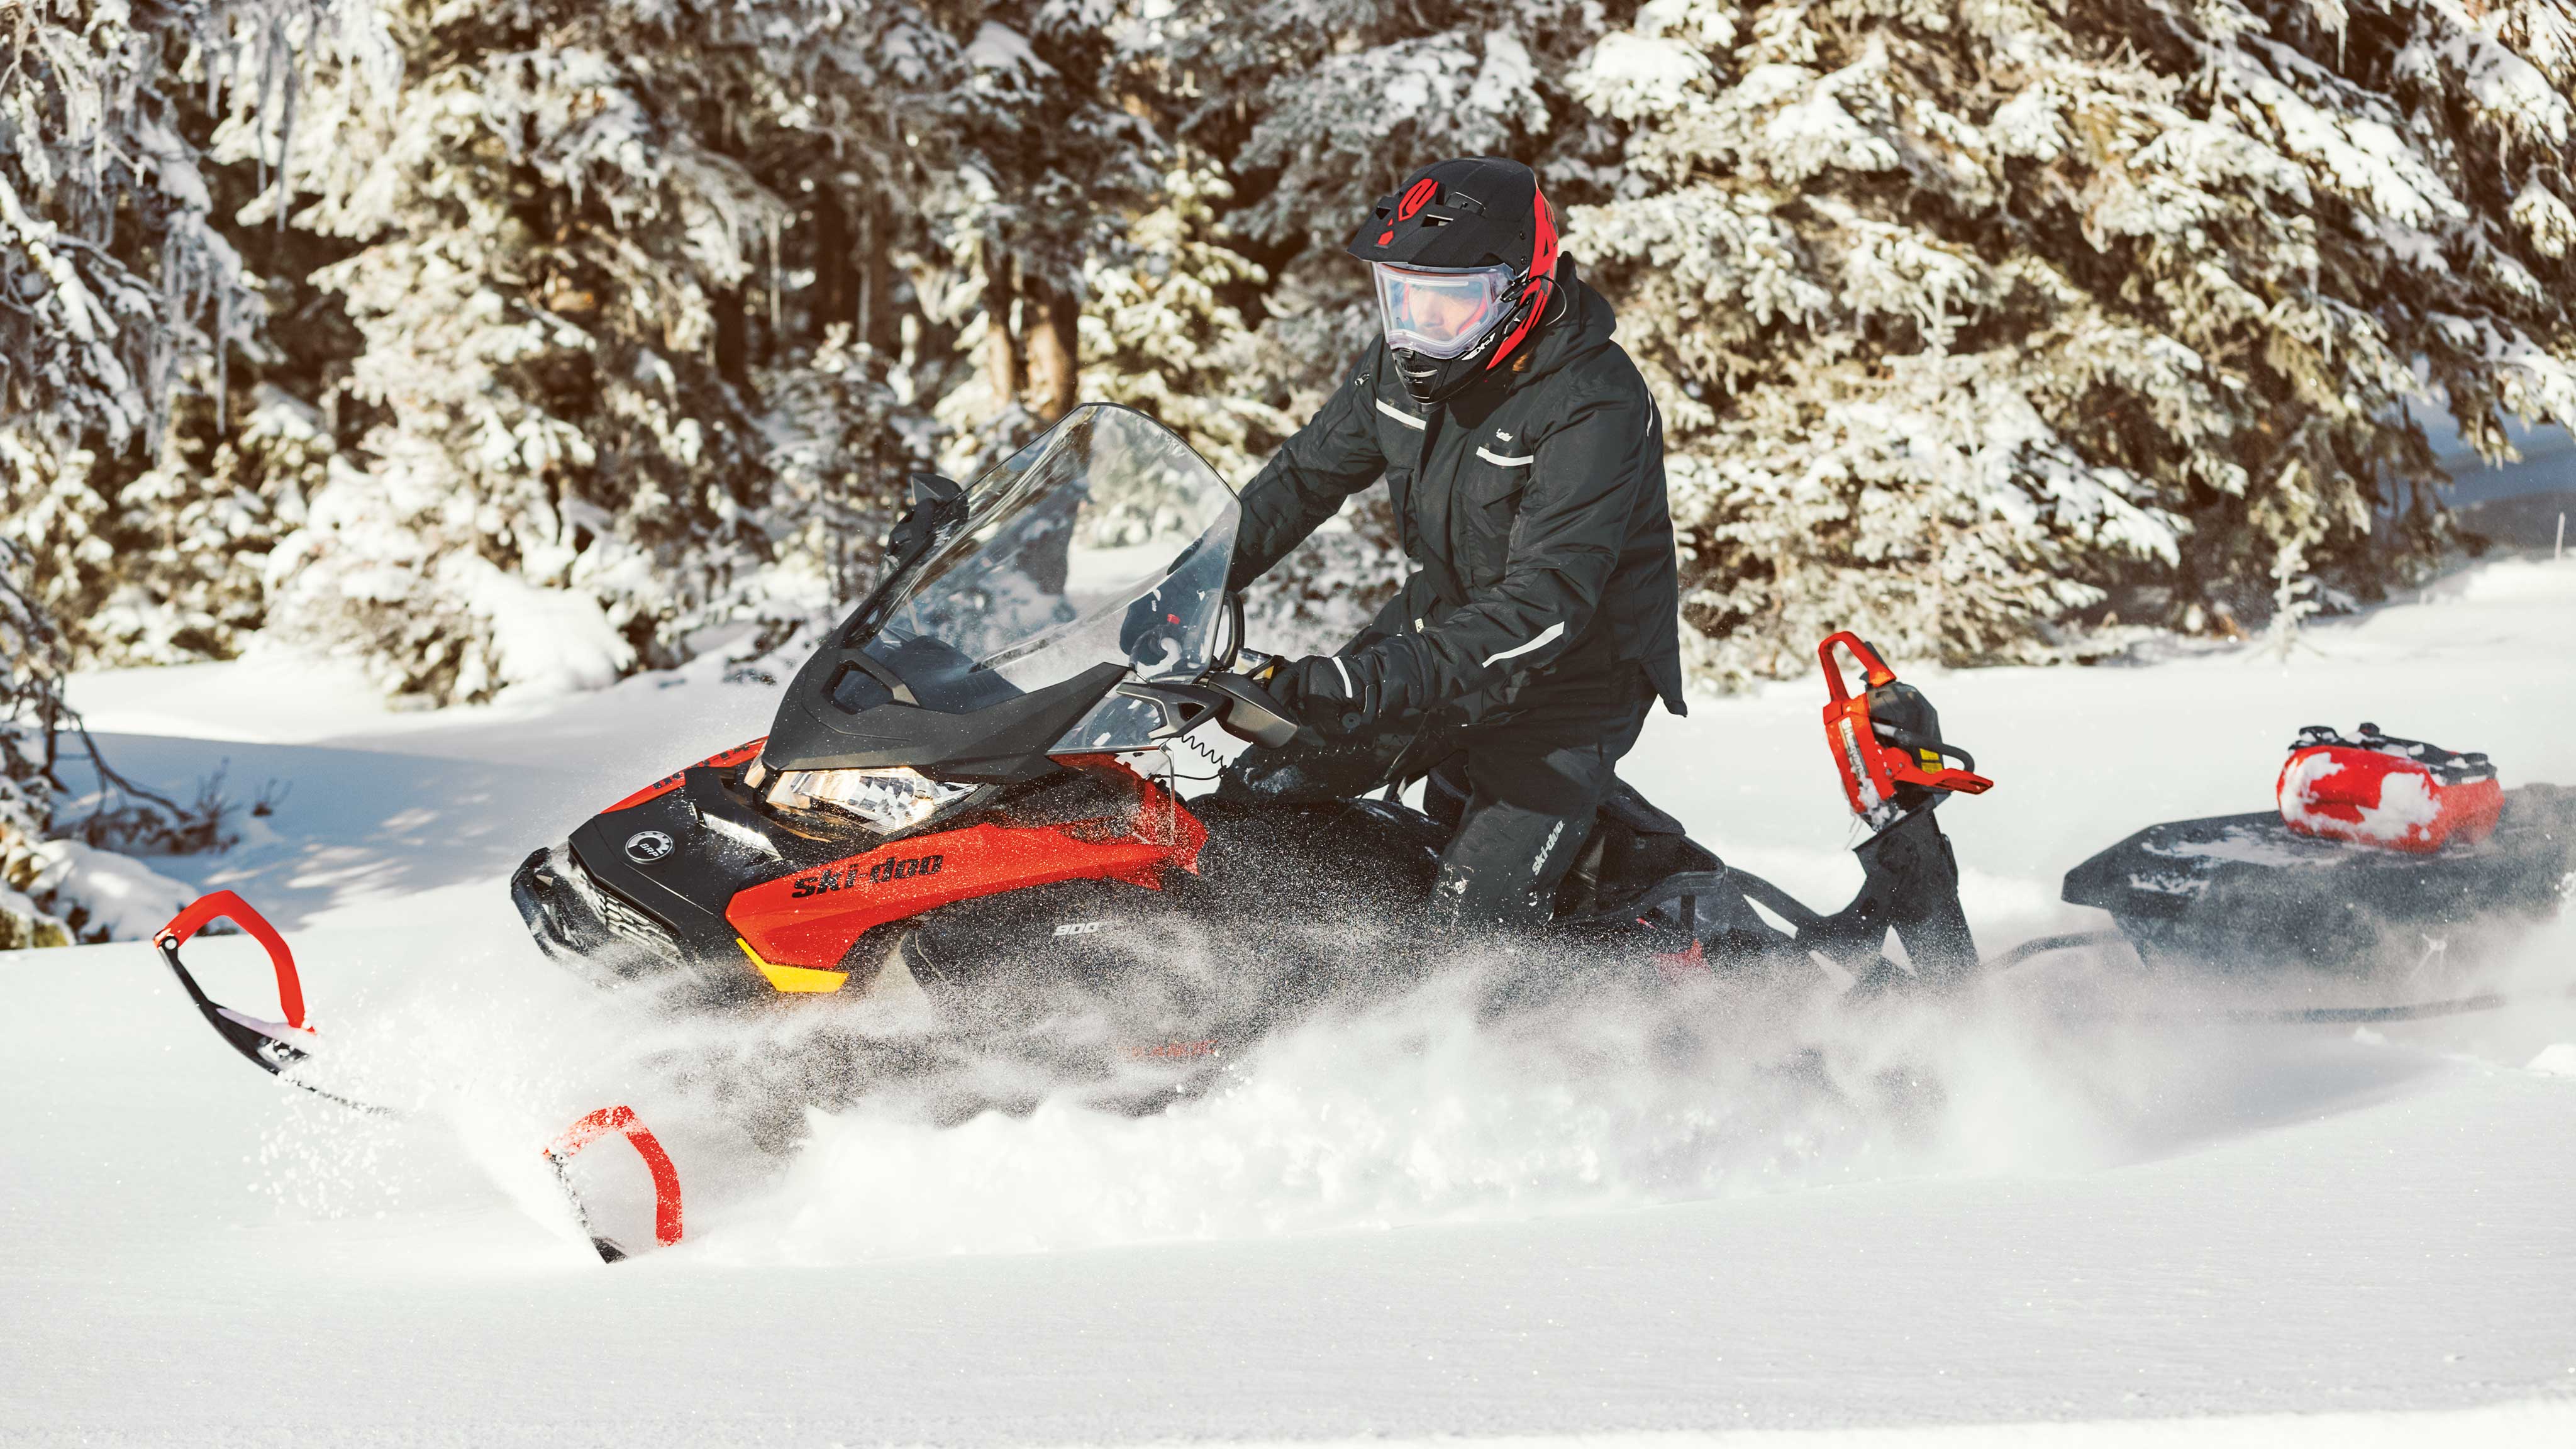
[738,937,849,994]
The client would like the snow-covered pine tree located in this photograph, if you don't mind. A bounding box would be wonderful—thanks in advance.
[262,1,977,701]
[0,2,333,939]
[758,327,933,621]
[1078,160,1284,479]
[1565,0,2576,682]
[0,2,345,664]
[262,1,762,700]
[0,538,74,948]
[735,8,960,619]
[921,0,1162,480]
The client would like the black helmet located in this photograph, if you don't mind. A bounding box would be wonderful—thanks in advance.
[1345,157,1562,406]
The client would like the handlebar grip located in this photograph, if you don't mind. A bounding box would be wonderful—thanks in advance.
[1205,673,1302,748]
[1870,719,1976,776]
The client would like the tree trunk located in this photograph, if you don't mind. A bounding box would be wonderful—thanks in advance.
[860,193,899,356]
[813,187,852,342]
[714,285,750,394]
[1024,275,1080,422]
[984,245,1021,408]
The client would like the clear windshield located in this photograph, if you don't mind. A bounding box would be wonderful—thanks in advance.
[853,404,1238,753]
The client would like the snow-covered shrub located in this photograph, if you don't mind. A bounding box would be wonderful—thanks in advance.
[4,541,239,948]
[80,387,329,665]
[3,536,203,945]
[24,839,198,946]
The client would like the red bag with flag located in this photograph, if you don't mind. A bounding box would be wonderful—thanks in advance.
[2276,724,2502,853]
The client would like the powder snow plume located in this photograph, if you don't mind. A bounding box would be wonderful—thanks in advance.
[241,893,2576,1270]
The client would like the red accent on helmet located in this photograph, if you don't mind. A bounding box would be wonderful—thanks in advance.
[1376,228,1394,246]
[1483,184,1563,372]
[1397,177,1440,221]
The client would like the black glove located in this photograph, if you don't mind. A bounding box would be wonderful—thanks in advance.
[1269,642,1426,735]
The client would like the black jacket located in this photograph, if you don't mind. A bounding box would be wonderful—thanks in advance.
[1228,264,1685,723]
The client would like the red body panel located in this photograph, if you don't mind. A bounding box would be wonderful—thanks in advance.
[726,761,1208,970]
[606,736,767,813]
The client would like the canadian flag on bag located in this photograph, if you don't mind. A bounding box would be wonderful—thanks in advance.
[2277,724,2503,853]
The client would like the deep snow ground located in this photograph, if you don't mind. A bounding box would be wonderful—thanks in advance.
[8,560,2576,1446]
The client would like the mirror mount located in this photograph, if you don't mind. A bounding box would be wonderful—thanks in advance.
[880,472,969,575]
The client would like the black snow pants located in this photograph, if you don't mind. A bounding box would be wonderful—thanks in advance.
[1221,667,1658,931]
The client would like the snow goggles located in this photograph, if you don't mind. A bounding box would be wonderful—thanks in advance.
[1370,262,1520,359]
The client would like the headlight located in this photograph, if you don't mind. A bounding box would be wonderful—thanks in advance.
[765,765,974,831]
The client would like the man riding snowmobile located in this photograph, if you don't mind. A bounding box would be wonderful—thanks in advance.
[1218,156,1688,930]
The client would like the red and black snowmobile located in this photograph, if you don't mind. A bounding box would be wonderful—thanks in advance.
[150,406,2007,1108]
[497,404,1993,1029]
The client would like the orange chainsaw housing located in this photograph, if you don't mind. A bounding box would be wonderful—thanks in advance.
[1818,632,1992,826]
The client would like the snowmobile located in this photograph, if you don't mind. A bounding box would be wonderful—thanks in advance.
[145,404,2573,1253]
[496,403,1996,1027]
[150,406,1999,1099]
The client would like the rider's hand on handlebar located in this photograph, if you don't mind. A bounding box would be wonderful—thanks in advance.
[1271,646,1424,735]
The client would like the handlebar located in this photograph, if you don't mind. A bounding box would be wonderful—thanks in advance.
[1203,659,1303,747]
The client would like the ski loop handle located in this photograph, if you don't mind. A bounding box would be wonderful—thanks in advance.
[1816,631,1992,825]
[152,891,402,1114]
[152,890,335,1086]
[545,1105,685,1256]
[157,889,305,1030]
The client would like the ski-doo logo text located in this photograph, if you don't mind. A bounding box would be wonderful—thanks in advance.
[791,855,943,898]
[868,854,943,884]
[623,830,675,864]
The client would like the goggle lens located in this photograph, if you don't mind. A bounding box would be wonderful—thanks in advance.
[1372,264,1516,359]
